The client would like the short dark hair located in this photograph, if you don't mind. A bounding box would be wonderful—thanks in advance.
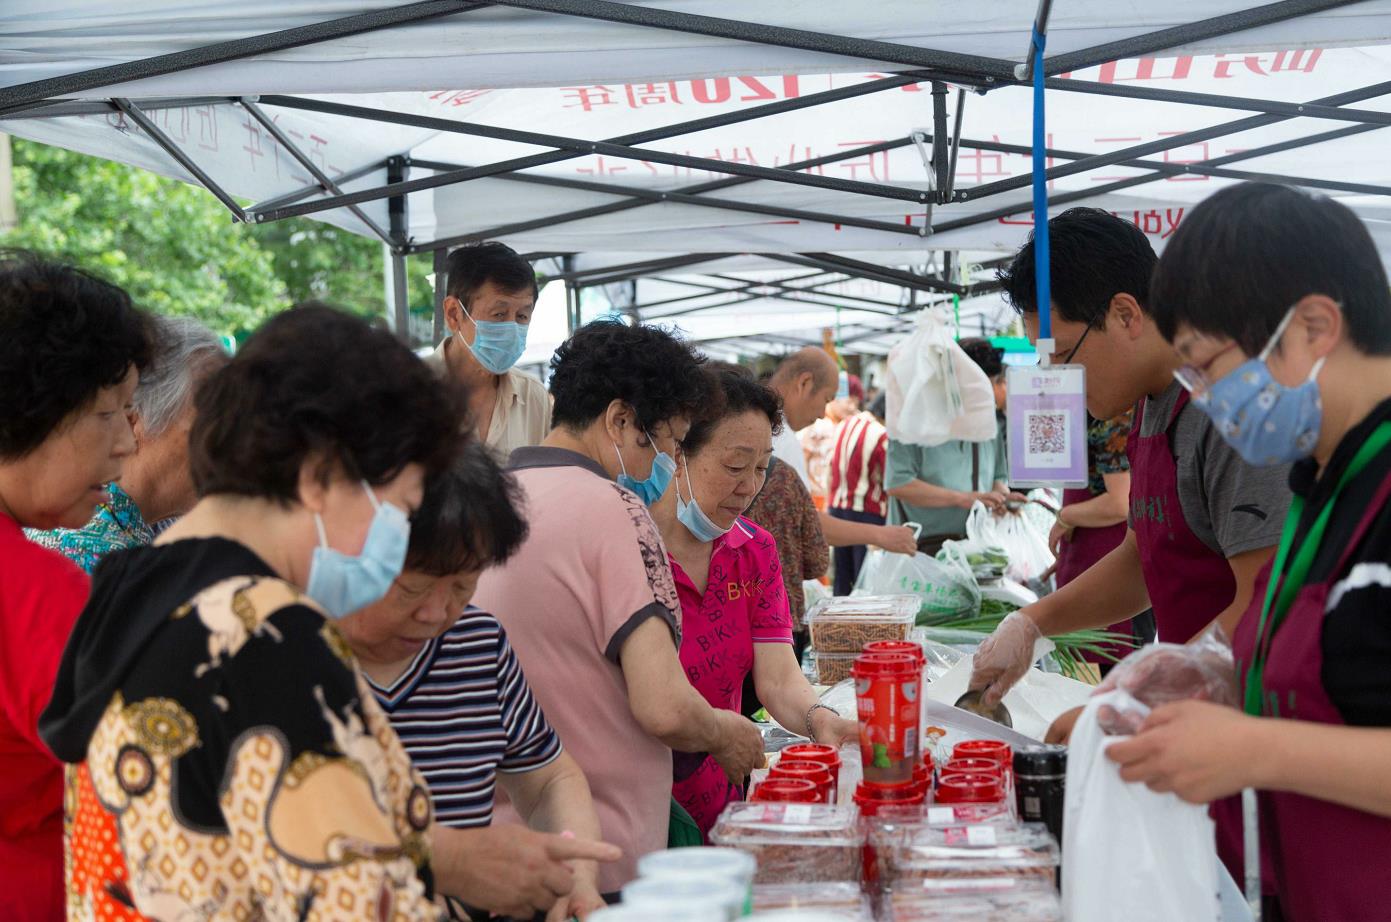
[0,250,153,460]
[1151,183,1391,356]
[997,208,1158,328]
[405,442,528,576]
[190,303,465,501]
[959,338,1004,379]
[683,367,785,457]
[445,242,538,306]
[549,320,716,432]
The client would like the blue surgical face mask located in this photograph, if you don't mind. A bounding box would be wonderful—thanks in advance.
[676,463,732,543]
[459,303,528,375]
[1185,308,1325,467]
[306,481,411,618]
[615,429,676,506]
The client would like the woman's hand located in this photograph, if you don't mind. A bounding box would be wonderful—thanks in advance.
[545,870,608,922]
[1104,700,1265,804]
[811,711,859,749]
[1048,519,1074,557]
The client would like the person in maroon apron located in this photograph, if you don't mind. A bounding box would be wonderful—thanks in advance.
[971,208,1287,712]
[1050,410,1148,667]
[1107,182,1391,921]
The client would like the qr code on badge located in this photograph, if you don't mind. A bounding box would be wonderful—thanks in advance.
[1024,408,1071,468]
[1028,412,1067,455]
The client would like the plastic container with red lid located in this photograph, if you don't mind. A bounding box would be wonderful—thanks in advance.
[936,772,1005,805]
[953,739,1012,763]
[853,781,927,818]
[769,760,834,804]
[779,744,842,802]
[942,757,1004,780]
[852,652,920,785]
[752,778,821,803]
[862,639,925,667]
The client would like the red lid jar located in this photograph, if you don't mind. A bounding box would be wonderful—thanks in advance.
[780,744,841,802]
[853,780,927,817]
[936,772,1005,805]
[863,640,925,669]
[769,760,834,804]
[954,739,1012,764]
[942,757,1004,780]
[751,778,820,803]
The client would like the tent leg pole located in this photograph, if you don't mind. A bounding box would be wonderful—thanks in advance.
[386,155,411,344]
[433,247,449,345]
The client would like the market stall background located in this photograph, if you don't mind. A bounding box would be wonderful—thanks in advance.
[5,1,1391,356]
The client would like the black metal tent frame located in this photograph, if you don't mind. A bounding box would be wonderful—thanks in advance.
[0,0,1382,349]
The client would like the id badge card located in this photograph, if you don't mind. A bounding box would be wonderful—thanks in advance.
[1005,363,1088,488]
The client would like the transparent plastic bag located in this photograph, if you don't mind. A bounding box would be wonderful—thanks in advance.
[966,502,1055,584]
[853,548,980,622]
[1095,626,1238,735]
[886,307,997,447]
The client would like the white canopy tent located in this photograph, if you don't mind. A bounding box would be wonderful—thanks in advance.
[5,1,1391,352]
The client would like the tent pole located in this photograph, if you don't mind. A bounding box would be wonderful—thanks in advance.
[251,158,388,213]
[408,136,917,252]
[1043,0,1362,77]
[111,98,246,223]
[240,98,394,245]
[433,248,449,345]
[249,97,930,223]
[935,121,1384,236]
[0,1,489,116]
[386,156,411,344]
[953,78,1391,203]
[484,0,1016,81]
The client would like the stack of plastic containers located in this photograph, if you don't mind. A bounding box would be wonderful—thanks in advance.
[805,595,918,685]
[881,823,1061,920]
[710,801,871,917]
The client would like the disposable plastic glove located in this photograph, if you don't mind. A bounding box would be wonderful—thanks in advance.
[968,610,1045,708]
[1095,626,1239,735]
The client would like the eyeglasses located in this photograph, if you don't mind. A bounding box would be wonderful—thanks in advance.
[1056,324,1093,365]
[1173,341,1242,400]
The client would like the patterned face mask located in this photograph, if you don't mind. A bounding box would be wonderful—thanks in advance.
[1181,308,1325,467]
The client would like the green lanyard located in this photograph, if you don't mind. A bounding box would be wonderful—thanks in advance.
[1243,422,1391,716]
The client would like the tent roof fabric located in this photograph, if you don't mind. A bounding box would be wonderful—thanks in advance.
[5,1,1391,349]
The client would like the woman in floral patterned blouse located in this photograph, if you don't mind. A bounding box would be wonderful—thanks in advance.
[40,305,465,921]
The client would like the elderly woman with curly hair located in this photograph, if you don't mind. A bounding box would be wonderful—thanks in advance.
[474,320,764,895]
[41,304,464,920]
[0,251,152,922]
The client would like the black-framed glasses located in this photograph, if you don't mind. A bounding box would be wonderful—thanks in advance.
[1058,323,1094,364]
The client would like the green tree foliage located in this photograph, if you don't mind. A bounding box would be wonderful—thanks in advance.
[2,138,435,336]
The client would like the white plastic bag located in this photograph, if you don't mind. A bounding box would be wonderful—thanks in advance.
[886,307,997,446]
[853,547,980,621]
[966,502,1055,583]
[1063,692,1222,922]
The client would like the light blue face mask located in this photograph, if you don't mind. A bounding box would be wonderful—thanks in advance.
[615,430,676,506]
[1185,308,1325,467]
[460,303,528,375]
[676,464,732,543]
[306,481,411,619]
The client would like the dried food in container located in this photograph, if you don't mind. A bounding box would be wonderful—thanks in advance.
[807,595,919,653]
[884,822,1059,888]
[710,801,864,885]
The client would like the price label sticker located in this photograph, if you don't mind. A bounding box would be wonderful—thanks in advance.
[966,825,998,847]
[783,804,813,825]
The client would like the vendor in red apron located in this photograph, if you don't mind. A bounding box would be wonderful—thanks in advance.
[970,207,1289,710]
[1048,408,1154,668]
[1107,183,1391,922]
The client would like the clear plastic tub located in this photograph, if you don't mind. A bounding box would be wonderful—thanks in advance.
[807,595,919,653]
[622,874,744,921]
[888,876,1062,920]
[710,801,865,885]
[751,881,869,915]
[589,906,724,922]
[637,847,756,914]
[813,650,859,685]
[883,822,1060,889]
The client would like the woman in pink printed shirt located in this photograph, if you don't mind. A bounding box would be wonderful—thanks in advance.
[651,367,859,837]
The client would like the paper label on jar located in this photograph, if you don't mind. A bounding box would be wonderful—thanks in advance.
[920,876,1020,892]
[783,804,813,825]
[928,807,955,825]
[1024,795,1042,818]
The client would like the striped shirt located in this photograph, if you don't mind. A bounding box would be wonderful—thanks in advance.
[828,412,889,517]
[367,607,562,828]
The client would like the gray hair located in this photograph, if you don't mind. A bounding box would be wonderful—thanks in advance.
[134,315,226,438]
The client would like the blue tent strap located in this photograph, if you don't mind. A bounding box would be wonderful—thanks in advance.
[1031,27,1051,342]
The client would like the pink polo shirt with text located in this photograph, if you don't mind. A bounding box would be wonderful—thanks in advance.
[669,516,793,837]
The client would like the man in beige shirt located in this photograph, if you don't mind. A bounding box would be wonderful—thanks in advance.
[425,242,551,458]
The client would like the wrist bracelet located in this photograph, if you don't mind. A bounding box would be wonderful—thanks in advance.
[805,703,841,741]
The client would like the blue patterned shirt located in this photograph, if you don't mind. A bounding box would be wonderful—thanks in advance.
[26,483,153,573]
